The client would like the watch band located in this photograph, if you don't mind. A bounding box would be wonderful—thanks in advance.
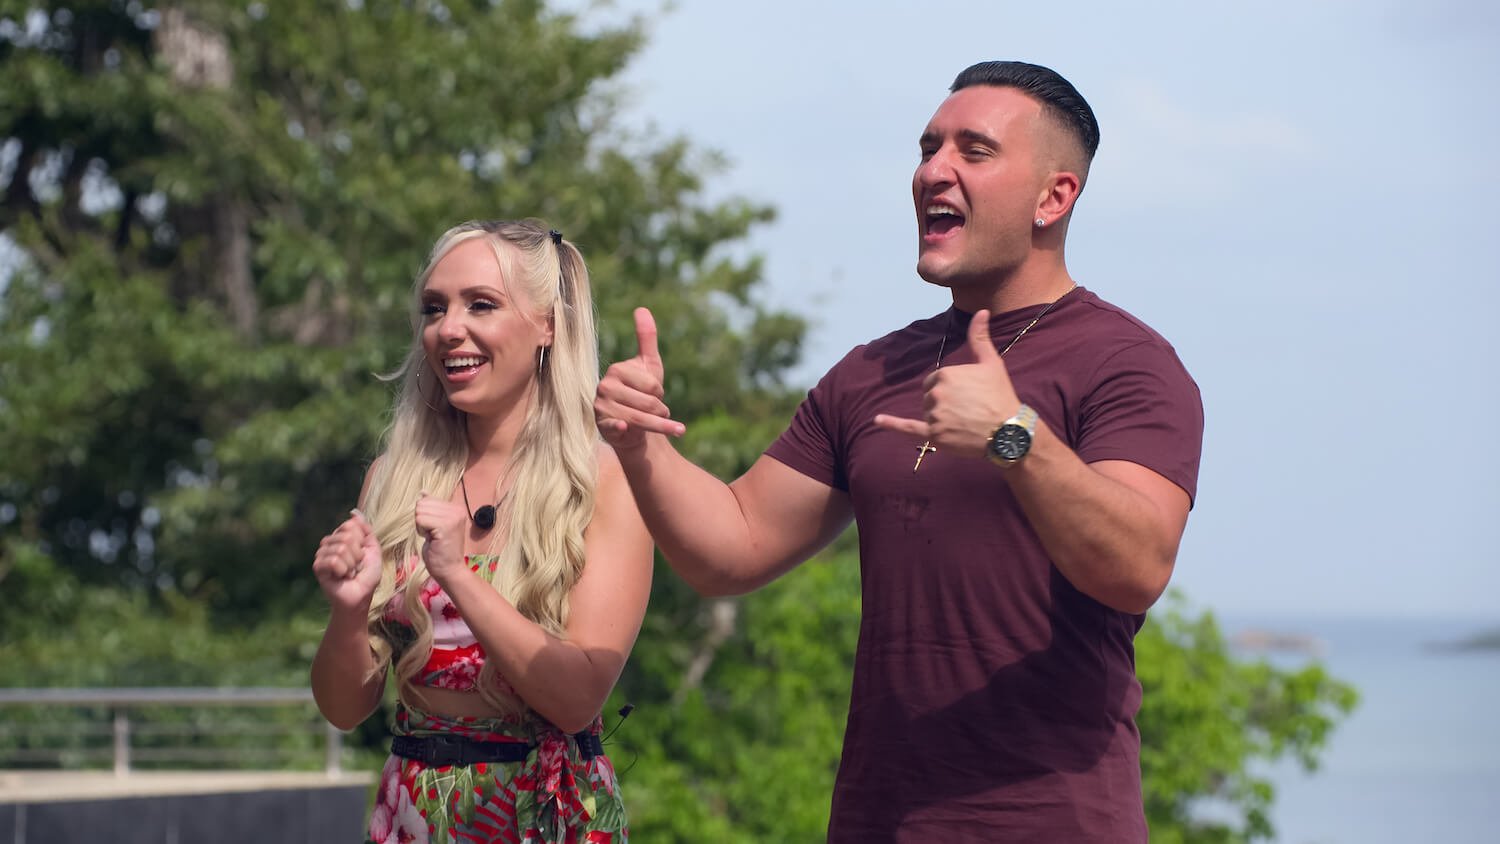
[1009,405,1038,432]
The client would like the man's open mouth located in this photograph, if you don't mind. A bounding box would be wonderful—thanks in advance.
[925,204,965,236]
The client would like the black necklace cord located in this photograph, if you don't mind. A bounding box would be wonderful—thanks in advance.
[459,474,497,530]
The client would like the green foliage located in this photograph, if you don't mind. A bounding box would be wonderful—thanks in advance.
[0,0,803,619]
[1137,592,1359,842]
[0,546,341,771]
[611,550,859,841]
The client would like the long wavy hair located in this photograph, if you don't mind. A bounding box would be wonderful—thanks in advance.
[360,219,599,713]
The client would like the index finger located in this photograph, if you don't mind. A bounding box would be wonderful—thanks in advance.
[634,307,662,368]
[873,413,930,438]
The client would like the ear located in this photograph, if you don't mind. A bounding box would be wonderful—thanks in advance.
[540,311,555,348]
[1036,169,1082,225]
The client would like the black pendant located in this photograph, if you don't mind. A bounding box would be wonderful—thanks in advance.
[473,505,497,530]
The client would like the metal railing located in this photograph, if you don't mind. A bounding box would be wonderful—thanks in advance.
[0,687,347,776]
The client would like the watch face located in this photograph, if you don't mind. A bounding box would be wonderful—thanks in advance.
[989,424,1033,462]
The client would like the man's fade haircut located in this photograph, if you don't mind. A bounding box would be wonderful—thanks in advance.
[951,61,1100,166]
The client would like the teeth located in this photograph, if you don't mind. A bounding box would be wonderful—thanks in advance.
[926,205,961,217]
[445,356,483,369]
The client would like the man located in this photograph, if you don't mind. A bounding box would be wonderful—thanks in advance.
[595,61,1203,842]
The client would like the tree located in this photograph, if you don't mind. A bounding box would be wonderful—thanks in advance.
[0,0,803,619]
[1137,593,1359,842]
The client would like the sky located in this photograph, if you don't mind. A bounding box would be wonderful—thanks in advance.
[574,0,1500,619]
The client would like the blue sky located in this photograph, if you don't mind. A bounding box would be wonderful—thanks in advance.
[581,0,1500,619]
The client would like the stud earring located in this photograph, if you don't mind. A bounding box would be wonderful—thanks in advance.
[1034,218,1046,228]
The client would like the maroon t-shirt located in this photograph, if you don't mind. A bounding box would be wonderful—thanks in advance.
[765,288,1203,842]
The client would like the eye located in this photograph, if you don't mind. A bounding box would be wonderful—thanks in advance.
[420,302,444,317]
[468,299,499,313]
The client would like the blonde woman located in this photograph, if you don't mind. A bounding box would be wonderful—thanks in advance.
[311,219,651,844]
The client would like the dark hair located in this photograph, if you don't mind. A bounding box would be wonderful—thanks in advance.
[951,61,1099,162]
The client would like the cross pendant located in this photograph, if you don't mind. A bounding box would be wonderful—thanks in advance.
[913,441,937,472]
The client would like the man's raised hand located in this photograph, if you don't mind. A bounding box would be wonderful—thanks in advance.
[595,307,687,449]
[873,309,1021,460]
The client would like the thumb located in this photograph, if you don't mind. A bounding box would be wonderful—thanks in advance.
[634,307,662,370]
[968,309,1001,363]
[361,522,380,551]
[351,509,380,552]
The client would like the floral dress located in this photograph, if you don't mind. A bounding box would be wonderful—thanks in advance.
[367,555,628,844]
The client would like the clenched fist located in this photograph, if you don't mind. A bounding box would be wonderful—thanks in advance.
[313,510,383,611]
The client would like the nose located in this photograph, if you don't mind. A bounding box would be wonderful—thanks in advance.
[915,146,955,191]
[436,308,466,344]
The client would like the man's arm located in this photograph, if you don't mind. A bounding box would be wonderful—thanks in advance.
[596,308,853,595]
[876,309,1190,614]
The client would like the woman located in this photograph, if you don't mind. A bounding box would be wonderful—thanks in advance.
[311,220,652,844]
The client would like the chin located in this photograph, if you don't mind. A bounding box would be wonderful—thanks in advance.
[915,258,961,289]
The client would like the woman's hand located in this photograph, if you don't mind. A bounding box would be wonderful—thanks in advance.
[312,510,383,612]
[414,492,470,583]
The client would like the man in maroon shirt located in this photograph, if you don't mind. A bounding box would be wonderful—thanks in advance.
[595,61,1203,842]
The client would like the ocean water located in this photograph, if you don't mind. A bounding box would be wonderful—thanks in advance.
[1220,614,1500,844]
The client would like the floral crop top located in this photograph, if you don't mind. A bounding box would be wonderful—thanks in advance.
[382,555,516,696]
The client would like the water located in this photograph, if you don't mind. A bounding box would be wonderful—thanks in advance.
[1221,614,1500,844]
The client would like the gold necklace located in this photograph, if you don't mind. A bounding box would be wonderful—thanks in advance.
[912,282,1077,472]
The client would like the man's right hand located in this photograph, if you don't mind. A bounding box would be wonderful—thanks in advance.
[595,307,687,451]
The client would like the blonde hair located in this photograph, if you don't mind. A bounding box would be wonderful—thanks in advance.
[360,219,599,713]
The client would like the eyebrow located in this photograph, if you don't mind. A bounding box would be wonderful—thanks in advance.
[421,285,507,300]
[919,128,1001,149]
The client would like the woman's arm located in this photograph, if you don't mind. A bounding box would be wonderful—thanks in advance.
[310,465,388,730]
[419,446,653,733]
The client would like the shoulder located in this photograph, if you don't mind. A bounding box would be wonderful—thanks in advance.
[858,308,953,360]
[1064,289,1196,381]
[592,442,634,505]
[812,309,954,392]
[588,442,649,539]
[358,454,387,506]
[594,440,623,480]
[1069,288,1175,346]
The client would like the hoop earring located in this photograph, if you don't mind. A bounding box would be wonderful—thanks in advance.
[416,367,444,413]
[536,345,548,374]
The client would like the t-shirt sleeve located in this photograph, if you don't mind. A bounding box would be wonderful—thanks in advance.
[1075,339,1204,505]
[765,366,848,491]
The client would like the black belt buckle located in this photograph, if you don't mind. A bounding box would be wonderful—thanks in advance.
[425,734,470,766]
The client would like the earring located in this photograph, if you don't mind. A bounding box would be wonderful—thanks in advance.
[537,346,547,374]
[1034,218,1046,228]
[416,368,443,413]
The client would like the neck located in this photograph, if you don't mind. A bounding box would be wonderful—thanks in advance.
[951,260,1076,315]
[462,393,532,470]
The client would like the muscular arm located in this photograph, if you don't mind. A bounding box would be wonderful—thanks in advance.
[421,447,654,733]
[876,309,1193,614]
[593,307,852,596]
[1006,438,1189,613]
[615,434,852,596]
